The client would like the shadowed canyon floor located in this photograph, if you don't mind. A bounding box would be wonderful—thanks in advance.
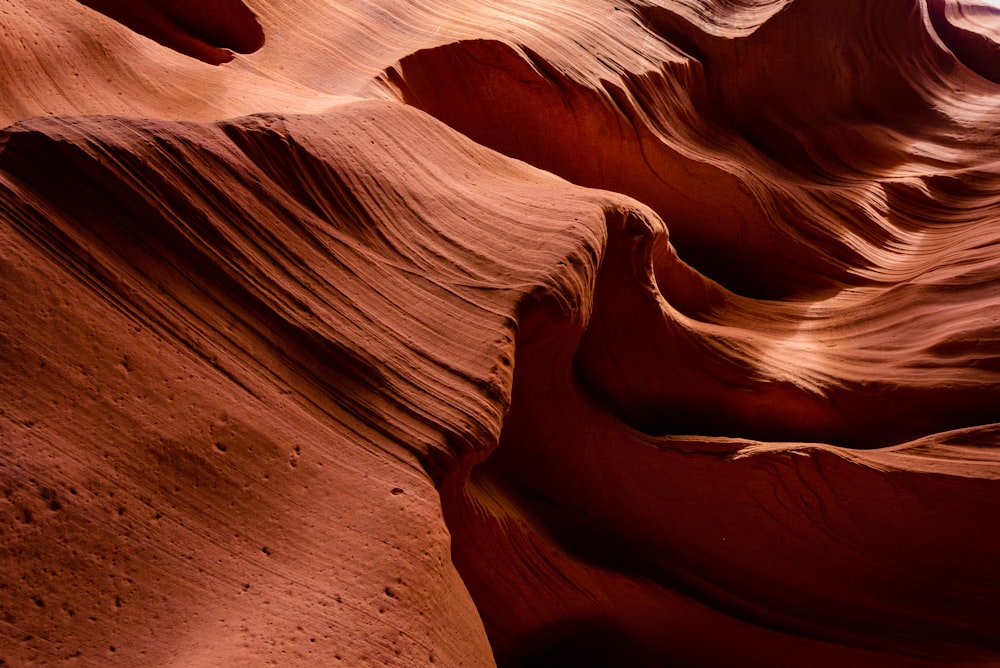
[2,0,1000,666]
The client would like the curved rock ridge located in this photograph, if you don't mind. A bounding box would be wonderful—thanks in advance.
[929,0,1000,84]
[381,0,1000,297]
[0,99,626,665]
[78,0,265,64]
[2,0,1000,666]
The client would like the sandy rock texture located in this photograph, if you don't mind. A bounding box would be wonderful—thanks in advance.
[2,0,1000,665]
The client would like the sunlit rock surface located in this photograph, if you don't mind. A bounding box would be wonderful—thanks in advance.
[2,0,1000,665]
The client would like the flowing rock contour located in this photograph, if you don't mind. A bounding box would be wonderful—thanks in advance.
[2,0,1000,665]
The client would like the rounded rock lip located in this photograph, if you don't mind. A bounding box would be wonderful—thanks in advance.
[928,0,1000,84]
[77,0,266,65]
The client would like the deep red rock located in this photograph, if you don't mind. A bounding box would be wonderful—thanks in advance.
[78,0,264,64]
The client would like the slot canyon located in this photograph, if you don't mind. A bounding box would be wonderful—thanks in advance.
[2,0,999,665]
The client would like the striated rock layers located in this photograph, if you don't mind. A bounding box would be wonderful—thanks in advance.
[2,0,1000,665]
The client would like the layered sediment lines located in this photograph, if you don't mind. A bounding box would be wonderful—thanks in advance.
[2,0,1000,665]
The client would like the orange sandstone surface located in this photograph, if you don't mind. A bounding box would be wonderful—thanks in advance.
[2,0,1000,665]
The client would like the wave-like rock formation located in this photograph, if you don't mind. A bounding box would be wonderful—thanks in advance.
[3,0,1000,665]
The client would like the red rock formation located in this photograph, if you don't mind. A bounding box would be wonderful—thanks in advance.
[77,0,265,64]
[2,0,1000,666]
